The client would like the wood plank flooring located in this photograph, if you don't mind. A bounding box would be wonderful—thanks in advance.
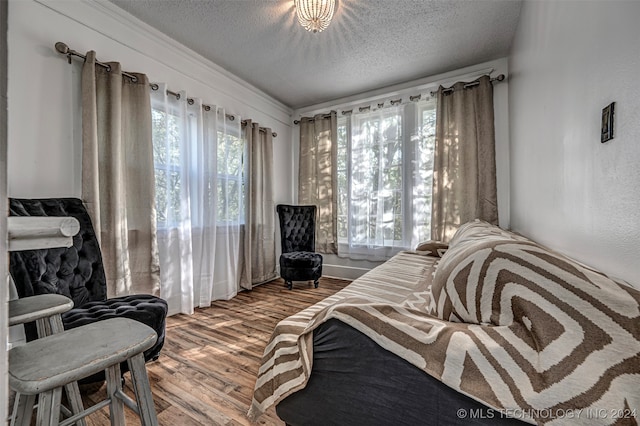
[74,277,350,425]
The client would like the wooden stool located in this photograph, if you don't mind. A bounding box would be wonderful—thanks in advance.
[9,317,159,426]
[9,294,86,426]
[9,293,73,337]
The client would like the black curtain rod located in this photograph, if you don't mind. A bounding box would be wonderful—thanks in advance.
[293,112,334,126]
[150,85,277,137]
[294,74,506,125]
[54,42,277,138]
[430,74,505,97]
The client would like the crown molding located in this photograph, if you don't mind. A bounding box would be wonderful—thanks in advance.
[295,58,508,118]
[34,0,293,126]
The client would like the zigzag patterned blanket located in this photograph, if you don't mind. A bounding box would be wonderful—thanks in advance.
[248,221,640,425]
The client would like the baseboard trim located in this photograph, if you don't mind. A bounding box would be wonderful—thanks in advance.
[323,264,372,280]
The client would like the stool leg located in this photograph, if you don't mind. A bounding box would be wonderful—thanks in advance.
[36,388,62,426]
[36,317,52,338]
[63,382,87,426]
[106,363,125,426]
[48,314,65,334]
[10,393,35,426]
[38,314,86,426]
[127,353,158,426]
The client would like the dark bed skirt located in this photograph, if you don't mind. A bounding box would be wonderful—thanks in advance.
[276,319,528,426]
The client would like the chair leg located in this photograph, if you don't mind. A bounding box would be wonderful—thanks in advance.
[106,364,125,426]
[11,393,35,426]
[36,388,62,426]
[314,280,319,288]
[127,353,158,426]
[287,281,293,290]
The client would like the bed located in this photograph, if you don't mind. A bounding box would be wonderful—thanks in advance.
[248,220,640,425]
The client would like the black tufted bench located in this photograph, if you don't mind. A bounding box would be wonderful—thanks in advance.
[9,198,168,384]
[276,204,323,290]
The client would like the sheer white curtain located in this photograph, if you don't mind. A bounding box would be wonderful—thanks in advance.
[338,102,435,260]
[151,84,242,315]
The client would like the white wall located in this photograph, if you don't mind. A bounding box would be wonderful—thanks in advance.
[1,0,9,419]
[509,1,640,287]
[7,0,294,205]
[293,58,510,279]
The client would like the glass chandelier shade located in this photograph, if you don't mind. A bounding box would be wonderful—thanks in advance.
[294,0,336,33]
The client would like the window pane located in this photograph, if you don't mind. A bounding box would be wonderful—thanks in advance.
[152,110,167,165]
[412,103,436,242]
[168,170,181,220]
[348,109,403,247]
[152,107,245,229]
[155,168,168,225]
[152,107,184,228]
[337,123,348,242]
[155,168,181,227]
[337,101,435,254]
[218,132,243,176]
[152,109,181,167]
[217,178,241,222]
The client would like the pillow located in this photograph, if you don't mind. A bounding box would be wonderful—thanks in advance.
[428,221,634,328]
[430,236,539,324]
[414,240,448,257]
[448,219,526,249]
[429,221,526,322]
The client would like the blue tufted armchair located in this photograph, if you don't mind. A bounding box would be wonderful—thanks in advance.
[276,204,323,290]
[8,198,168,383]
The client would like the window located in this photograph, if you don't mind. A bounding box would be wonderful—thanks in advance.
[151,106,245,230]
[152,108,182,228]
[336,100,436,259]
[215,131,244,224]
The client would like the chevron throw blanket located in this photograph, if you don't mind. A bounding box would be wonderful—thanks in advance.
[248,221,640,425]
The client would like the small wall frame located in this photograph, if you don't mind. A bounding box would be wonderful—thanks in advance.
[601,102,615,143]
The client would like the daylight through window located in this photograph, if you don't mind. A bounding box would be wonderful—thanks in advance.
[336,100,436,260]
[152,107,245,229]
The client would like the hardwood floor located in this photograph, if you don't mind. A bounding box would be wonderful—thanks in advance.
[77,277,350,425]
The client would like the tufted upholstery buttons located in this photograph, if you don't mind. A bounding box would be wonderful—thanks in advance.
[276,205,323,289]
[9,198,168,384]
[281,251,322,268]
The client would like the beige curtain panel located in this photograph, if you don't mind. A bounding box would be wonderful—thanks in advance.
[240,121,277,290]
[431,75,498,242]
[298,112,338,254]
[81,51,160,297]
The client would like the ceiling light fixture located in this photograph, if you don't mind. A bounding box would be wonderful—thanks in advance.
[294,0,335,33]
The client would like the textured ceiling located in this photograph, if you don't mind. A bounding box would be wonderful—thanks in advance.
[107,0,523,109]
